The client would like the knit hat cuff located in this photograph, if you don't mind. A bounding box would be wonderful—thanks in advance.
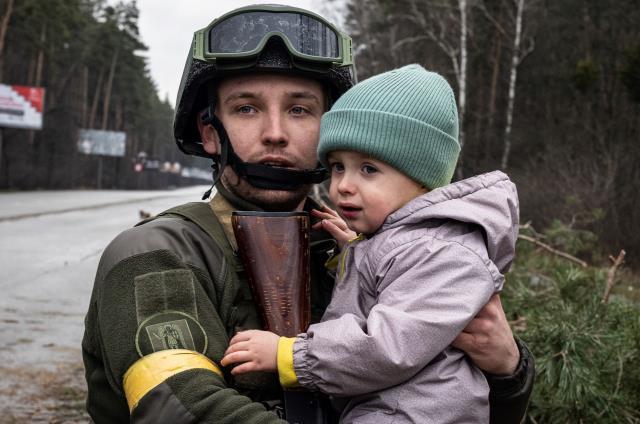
[319,109,460,188]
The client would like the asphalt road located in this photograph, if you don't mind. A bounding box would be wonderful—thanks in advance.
[0,186,209,422]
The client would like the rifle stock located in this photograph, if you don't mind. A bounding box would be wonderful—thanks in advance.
[232,211,330,423]
[231,211,311,337]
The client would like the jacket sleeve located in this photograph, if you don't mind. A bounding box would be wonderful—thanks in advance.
[291,238,500,396]
[487,338,535,424]
[82,219,284,424]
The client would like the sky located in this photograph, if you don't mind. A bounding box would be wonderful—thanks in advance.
[136,0,345,106]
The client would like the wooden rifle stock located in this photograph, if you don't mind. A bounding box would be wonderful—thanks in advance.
[232,211,329,423]
[231,211,311,337]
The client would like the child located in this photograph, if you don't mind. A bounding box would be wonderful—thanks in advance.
[222,64,519,423]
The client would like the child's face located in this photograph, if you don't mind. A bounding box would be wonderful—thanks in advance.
[327,150,427,235]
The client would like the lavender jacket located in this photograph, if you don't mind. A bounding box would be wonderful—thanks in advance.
[293,171,519,423]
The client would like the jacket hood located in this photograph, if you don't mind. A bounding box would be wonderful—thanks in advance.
[381,170,519,273]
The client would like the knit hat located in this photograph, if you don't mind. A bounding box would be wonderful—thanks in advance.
[318,64,459,189]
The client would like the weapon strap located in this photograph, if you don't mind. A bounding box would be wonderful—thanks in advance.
[137,202,239,334]
[154,202,236,266]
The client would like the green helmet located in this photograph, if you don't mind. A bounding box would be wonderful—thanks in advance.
[174,4,357,160]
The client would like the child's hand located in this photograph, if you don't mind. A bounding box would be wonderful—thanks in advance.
[221,330,280,375]
[311,205,357,250]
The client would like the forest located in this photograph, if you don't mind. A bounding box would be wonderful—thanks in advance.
[328,0,639,269]
[0,0,208,192]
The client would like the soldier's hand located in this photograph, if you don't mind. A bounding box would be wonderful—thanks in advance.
[221,330,279,374]
[311,205,356,249]
[452,293,520,375]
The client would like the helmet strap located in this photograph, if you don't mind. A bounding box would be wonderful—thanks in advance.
[199,104,229,199]
[199,104,328,195]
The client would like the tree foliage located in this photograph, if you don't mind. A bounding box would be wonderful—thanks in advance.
[0,0,205,190]
[506,224,640,422]
[339,0,640,267]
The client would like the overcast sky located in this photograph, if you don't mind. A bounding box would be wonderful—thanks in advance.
[136,0,345,106]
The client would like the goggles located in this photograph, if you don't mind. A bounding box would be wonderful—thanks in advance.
[192,5,353,68]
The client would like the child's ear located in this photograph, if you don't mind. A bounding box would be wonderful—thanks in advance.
[197,116,221,155]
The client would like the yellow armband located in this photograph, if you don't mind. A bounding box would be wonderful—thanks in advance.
[123,349,222,412]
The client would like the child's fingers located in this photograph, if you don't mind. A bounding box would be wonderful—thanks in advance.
[311,210,335,221]
[319,204,339,216]
[321,219,342,235]
[322,220,357,249]
[228,330,257,345]
[324,219,356,238]
[311,206,339,219]
[224,340,251,355]
[313,218,344,231]
[333,219,350,231]
[220,350,252,367]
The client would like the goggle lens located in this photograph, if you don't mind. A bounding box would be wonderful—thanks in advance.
[209,11,340,59]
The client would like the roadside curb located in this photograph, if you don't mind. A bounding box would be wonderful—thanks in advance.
[0,193,199,222]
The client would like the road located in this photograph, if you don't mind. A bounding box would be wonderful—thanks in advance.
[0,186,209,422]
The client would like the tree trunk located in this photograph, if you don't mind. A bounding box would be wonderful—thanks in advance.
[115,96,123,130]
[484,30,503,164]
[0,0,14,81]
[82,65,88,127]
[488,27,503,132]
[500,0,525,170]
[28,21,46,146]
[27,52,36,85]
[101,48,119,130]
[34,23,46,86]
[0,0,10,180]
[456,0,468,180]
[88,67,105,129]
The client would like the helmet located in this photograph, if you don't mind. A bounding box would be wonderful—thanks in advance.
[173,5,357,193]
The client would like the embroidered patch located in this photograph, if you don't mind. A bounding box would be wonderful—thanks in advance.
[135,311,208,357]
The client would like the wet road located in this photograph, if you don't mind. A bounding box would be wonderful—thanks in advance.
[0,186,209,422]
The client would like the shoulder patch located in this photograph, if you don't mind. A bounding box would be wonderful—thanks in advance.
[135,311,208,357]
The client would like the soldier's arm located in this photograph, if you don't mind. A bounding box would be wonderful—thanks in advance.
[485,339,535,424]
[452,294,535,424]
[83,219,284,424]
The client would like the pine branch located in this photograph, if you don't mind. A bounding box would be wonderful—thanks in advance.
[519,221,545,239]
[602,249,625,304]
[614,353,623,396]
[517,234,589,268]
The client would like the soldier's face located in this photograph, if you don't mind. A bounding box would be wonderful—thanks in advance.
[202,73,326,211]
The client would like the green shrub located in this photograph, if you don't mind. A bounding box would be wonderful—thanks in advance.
[504,224,640,423]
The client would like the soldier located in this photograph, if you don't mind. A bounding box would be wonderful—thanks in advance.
[82,5,534,423]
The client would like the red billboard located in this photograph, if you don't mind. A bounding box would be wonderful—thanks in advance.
[0,84,45,130]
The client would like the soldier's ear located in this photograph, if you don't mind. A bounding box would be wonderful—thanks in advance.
[197,114,221,155]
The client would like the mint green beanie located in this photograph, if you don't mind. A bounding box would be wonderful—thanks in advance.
[318,64,460,189]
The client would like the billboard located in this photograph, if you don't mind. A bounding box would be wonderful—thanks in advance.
[0,84,45,130]
[77,129,126,157]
